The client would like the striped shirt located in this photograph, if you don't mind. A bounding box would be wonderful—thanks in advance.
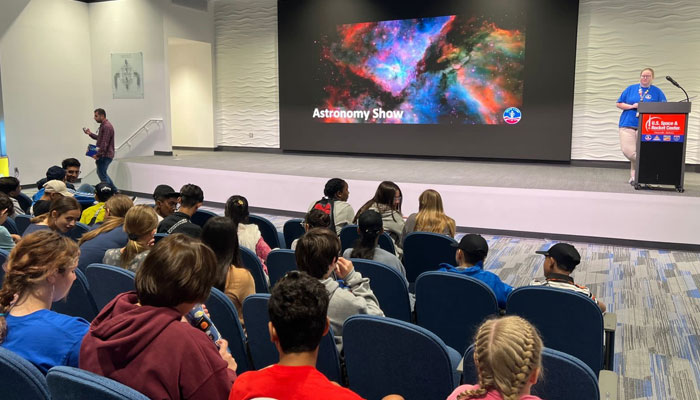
[530,273,596,302]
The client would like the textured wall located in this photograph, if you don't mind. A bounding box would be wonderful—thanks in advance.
[214,0,279,148]
[214,0,700,162]
[573,0,700,163]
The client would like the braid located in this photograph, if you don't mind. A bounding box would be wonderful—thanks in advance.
[462,316,543,400]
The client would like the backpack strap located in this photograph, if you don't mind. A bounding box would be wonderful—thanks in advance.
[88,204,105,226]
[167,217,190,234]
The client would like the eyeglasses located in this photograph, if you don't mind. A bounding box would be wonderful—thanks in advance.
[640,75,652,78]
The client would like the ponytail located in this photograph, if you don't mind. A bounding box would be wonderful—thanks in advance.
[349,227,380,260]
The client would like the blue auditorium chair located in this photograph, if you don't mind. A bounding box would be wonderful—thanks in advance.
[506,286,617,374]
[282,218,305,248]
[51,268,98,321]
[340,224,396,255]
[343,315,460,400]
[191,209,218,227]
[68,222,91,241]
[242,294,342,383]
[0,248,9,284]
[402,232,457,284]
[3,217,19,235]
[415,271,499,355]
[153,232,168,243]
[14,214,32,235]
[350,258,411,322]
[461,345,618,400]
[85,263,136,310]
[249,214,283,249]
[0,347,50,400]
[240,246,269,293]
[266,249,297,288]
[204,287,251,374]
[47,366,149,400]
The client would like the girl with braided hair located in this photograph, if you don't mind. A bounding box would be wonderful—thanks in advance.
[0,231,88,373]
[447,316,544,400]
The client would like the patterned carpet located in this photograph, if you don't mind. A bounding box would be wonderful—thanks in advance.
[175,202,700,399]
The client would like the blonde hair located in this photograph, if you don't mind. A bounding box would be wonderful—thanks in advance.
[79,195,133,245]
[414,189,456,237]
[121,205,158,267]
[458,316,543,400]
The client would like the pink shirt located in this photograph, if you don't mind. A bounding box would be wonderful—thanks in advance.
[446,384,542,400]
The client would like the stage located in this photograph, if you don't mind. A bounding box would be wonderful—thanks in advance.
[108,150,700,250]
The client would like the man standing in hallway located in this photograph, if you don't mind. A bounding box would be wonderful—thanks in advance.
[83,108,116,188]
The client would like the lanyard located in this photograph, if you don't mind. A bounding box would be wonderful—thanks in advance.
[638,85,650,102]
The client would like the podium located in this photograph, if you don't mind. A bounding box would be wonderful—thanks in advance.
[635,102,691,192]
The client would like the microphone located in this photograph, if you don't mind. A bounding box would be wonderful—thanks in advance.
[666,76,689,102]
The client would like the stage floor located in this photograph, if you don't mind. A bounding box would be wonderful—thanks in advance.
[109,150,700,248]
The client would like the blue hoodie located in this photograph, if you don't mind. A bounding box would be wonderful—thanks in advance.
[438,261,513,309]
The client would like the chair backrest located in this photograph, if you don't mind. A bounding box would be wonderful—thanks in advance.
[350,258,411,322]
[85,263,136,310]
[242,294,343,383]
[46,366,149,400]
[240,246,269,293]
[153,232,168,243]
[461,345,600,400]
[51,268,98,321]
[190,209,218,227]
[3,217,19,235]
[204,287,251,374]
[506,286,605,374]
[68,222,91,241]
[403,232,457,283]
[282,218,305,249]
[242,294,278,370]
[415,271,499,355]
[0,248,9,285]
[266,249,297,288]
[249,214,282,249]
[17,193,33,214]
[339,224,396,254]
[343,315,457,400]
[14,214,32,235]
[0,347,51,400]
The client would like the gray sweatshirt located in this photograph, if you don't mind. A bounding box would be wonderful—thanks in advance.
[320,269,384,349]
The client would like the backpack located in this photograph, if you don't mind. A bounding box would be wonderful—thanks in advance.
[312,197,336,231]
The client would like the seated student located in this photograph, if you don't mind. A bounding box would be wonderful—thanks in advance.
[0,177,26,217]
[153,184,180,222]
[296,228,383,347]
[80,234,237,399]
[439,234,512,309]
[77,195,133,270]
[24,196,82,237]
[32,167,94,208]
[531,243,606,312]
[102,205,158,272]
[0,194,20,251]
[229,271,364,400]
[225,195,272,269]
[157,183,203,238]
[308,178,354,235]
[0,231,89,373]
[35,165,68,191]
[62,158,92,192]
[80,182,114,226]
[291,208,331,250]
[201,217,255,328]
[31,180,72,216]
[354,181,405,255]
[447,316,543,400]
[343,210,406,277]
[402,189,456,241]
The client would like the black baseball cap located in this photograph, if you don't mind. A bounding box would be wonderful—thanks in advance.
[153,184,179,200]
[46,166,66,181]
[94,182,115,201]
[536,243,581,271]
[452,234,488,257]
[358,210,382,234]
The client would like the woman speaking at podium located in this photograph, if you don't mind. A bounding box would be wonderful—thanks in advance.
[616,68,666,185]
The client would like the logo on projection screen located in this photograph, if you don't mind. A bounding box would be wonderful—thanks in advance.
[503,107,522,124]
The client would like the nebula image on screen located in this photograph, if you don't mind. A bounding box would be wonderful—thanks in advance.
[313,15,526,124]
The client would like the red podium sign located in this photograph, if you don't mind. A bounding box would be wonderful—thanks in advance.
[640,113,686,142]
